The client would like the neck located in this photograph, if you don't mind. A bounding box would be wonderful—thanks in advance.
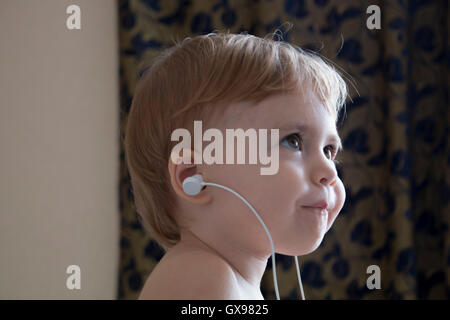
[176,228,269,292]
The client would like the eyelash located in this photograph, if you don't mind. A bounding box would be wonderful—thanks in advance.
[281,133,341,164]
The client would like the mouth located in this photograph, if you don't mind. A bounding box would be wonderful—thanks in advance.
[302,206,328,215]
[303,200,329,210]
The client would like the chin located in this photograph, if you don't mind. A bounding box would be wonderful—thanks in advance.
[277,235,326,256]
[308,236,326,253]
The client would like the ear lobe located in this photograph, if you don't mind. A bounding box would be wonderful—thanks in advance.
[167,149,211,204]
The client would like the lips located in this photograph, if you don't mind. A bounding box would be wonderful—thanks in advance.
[303,200,328,210]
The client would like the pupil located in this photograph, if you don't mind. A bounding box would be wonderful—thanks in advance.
[290,136,298,148]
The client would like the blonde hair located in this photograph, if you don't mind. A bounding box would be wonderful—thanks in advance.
[124,31,348,251]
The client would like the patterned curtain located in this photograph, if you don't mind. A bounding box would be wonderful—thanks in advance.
[118,0,449,299]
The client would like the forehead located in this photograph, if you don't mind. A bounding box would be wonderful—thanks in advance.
[213,87,335,126]
[244,90,337,129]
[216,90,342,148]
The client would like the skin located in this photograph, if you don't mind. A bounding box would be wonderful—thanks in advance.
[139,85,346,300]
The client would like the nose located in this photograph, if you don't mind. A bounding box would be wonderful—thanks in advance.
[320,176,337,186]
[313,154,338,187]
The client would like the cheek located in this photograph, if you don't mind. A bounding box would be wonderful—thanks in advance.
[209,161,305,223]
[327,178,345,228]
[335,178,346,210]
[253,166,304,215]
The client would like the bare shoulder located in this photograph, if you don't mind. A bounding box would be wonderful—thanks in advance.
[139,247,240,300]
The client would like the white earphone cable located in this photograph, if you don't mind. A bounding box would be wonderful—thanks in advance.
[294,255,306,300]
[201,181,305,300]
[201,181,280,300]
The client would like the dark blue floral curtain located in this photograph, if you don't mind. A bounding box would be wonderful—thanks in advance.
[118,0,449,299]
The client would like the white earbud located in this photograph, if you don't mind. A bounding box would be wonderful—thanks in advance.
[182,174,204,196]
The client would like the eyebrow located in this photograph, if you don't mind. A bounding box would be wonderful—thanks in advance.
[276,121,344,152]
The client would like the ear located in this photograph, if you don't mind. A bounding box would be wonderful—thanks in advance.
[168,149,211,204]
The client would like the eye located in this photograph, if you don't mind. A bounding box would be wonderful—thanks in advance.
[325,145,341,164]
[281,133,342,164]
[280,133,302,151]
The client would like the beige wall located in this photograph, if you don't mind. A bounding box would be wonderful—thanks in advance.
[0,0,119,299]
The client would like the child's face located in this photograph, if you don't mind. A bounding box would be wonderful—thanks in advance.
[197,87,346,256]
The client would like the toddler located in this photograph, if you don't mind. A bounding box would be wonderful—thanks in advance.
[124,31,347,299]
